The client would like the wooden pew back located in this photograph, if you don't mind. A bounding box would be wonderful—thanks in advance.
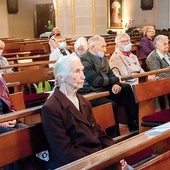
[3,68,54,87]
[0,91,110,167]
[133,78,170,132]
[93,103,115,130]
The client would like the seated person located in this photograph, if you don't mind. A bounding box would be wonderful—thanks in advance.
[41,55,133,170]
[80,35,138,132]
[0,77,26,134]
[146,34,170,109]
[72,37,88,57]
[0,40,13,76]
[146,34,170,78]
[109,33,144,86]
[49,36,70,68]
[138,26,155,59]
[138,26,155,71]
[48,27,61,52]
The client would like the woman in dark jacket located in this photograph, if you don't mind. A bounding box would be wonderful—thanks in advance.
[139,25,155,58]
[41,54,133,170]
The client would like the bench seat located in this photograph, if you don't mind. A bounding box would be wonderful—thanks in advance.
[141,108,170,127]
[24,93,50,107]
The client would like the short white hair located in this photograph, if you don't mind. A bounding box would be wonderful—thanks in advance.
[153,35,168,47]
[74,37,88,51]
[53,54,80,85]
[115,33,130,44]
[88,35,105,48]
[0,40,5,49]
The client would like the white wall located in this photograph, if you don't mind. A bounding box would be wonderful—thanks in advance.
[0,0,9,37]
[0,0,169,38]
[156,0,170,29]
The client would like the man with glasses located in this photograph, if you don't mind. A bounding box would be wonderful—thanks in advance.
[79,35,138,136]
[109,33,144,86]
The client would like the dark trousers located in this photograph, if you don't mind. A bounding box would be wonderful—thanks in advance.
[90,97,120,138]
[108,83,138,130]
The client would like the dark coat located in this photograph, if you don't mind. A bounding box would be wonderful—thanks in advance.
[41,88,115,169]
[138,36,155,58]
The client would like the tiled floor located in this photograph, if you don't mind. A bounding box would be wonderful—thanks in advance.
[119,123,130,135]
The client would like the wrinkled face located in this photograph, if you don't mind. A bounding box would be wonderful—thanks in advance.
[156,38,169,54]
[57,37,66,43]
[64,60,85,90]
[94,39,106,54]
[53,28,61,36]
[117,36,131,51]
[146,28,155,38]
[77,45,85,55]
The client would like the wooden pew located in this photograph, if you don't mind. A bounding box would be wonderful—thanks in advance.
[0,91,111,168]
[0,60,56,71]
[58,125,170,170]
[133,77,170,133]
[19,40,50,55]
[1,97,170,169]
[2,51,31,58]
[3,42,21,53]
[121,67,170,83]
[2,67,54,92]
[6,54,49,64]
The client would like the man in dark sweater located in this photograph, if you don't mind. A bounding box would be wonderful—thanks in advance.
[79,35,138,133]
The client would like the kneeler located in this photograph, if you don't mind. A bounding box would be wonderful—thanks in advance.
[141,108,170,127]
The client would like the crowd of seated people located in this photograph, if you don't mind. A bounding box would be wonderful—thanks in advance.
[2,27,170,170]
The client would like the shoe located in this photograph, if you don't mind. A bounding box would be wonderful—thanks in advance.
[128,120,139,131]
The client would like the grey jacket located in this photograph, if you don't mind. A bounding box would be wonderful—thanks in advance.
[146,49,170,78]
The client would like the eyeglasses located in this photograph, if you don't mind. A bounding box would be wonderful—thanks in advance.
[118,39,130,44]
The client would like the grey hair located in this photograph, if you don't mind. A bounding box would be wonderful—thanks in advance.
[53,54,80,86]
[115,33,130,44]
[142,26,155,36]
[88,35,105,47]
[153,35,168,47]
[52,27,60,34]
[0,40,5,49]
[74,37,88,51]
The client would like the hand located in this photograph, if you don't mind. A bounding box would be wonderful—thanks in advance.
[0,119,17,128]
[148,75,159,81]
[112,84,122,94]
[120,159,128,170]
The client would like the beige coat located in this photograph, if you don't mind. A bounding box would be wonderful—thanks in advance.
[109,48,144,85]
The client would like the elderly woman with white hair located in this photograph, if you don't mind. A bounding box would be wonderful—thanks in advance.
[138,25,155,59]
[109,33,144,86]
[146,34,170,109]
[41,54,133,170]
[146,34,170,78]
[72,37,88,57]
[0,40,13,76]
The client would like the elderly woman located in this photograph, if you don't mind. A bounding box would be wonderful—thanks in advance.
[0,40,13,76]
[139,26,155,59]
[146,34,170,78]
[48,27,61,52]
[41,54,133,170]
[146,35,170,109]
[72,37,88,57]
[109,33,144,86]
